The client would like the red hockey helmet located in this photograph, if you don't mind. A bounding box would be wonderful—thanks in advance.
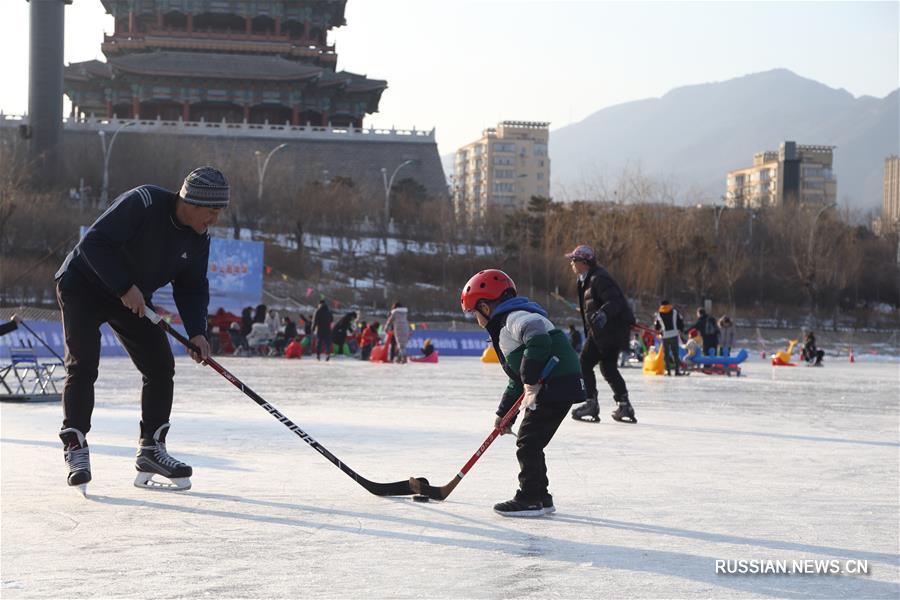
[460,269,516,312]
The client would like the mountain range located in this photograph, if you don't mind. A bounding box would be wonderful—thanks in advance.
[445,69,899,211]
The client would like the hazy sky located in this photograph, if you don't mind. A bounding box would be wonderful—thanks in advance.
[1,1,897,156]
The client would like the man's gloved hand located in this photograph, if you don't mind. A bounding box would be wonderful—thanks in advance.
[591,310,606,331]
[493,415,513,436]
[521,383,541,411]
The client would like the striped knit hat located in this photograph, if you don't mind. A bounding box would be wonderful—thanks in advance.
[179,166,230,209]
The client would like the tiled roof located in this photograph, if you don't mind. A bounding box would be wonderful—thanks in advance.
[109,51,324,81]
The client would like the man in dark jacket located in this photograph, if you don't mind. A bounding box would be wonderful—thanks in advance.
[654,300,685,376]
[0,314,22,337]
[54,166,228,494]
[691,308,720,355]
[312,299,333,360]
[565,245,637,423]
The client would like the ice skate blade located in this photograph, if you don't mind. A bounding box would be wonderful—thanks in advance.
[571,415,600,423]
[611,416,637,424]
[134,471,192,492]
[74,483,88,497]
[493,508,546,518]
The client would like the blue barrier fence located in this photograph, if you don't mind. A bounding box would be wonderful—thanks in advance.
[0,321,491,358]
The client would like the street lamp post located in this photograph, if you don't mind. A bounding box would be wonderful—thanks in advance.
[380,159,416,253]
[98,121,135,206]
[255,143,289,202]
[807,202,836,261]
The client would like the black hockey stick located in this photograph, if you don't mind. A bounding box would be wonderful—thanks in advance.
[144,307,420,497]
[409,356,559,501]
[19,320,66,363]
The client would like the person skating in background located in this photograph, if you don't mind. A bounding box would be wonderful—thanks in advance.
[654,300,685,376]
[565,245,637,423]
[0,313,22,337]
[53,165,229,493]
[460,269,585,517]
[360,321,380,361]
[384,302,410,364]
[312,299,333,361]
[332,311,358,356]
[801,331,825,366]
[718,315,736,356]
[620,331,646,367]
[691,308,720,356]
[568,323,583,353]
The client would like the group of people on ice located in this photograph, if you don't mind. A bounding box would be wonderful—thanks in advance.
[211,300,413,363]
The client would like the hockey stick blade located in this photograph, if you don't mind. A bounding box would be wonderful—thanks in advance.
[409,357,560,502]
[144,308,417,497]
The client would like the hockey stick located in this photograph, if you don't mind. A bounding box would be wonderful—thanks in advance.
[409,356,559,501]
[143,307,419,497]
[19,320,66,363]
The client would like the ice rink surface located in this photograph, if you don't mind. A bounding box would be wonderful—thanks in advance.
[2,355,898,599]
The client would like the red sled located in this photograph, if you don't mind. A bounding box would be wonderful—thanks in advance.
[410,351,439,364]
[369,332,393,363]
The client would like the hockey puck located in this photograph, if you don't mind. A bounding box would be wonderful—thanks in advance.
[412,494,430,502]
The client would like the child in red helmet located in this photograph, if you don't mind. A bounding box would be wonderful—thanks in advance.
[461,269,585,517]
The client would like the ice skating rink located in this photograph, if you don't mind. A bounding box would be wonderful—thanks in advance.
[2,356,898,599]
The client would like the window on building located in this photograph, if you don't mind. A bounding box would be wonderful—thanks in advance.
[533,143,547,156]
[493,156,514,165]
[493,169,515,179]
[492,142,515,152]
[537,172,544,181]
[493,182,514,192]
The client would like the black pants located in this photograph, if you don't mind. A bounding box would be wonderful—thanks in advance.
[580,336,628,400]
[516,399,571,501]
[316,330,332,356]
[56,271,175,437]
[662,337,681,373]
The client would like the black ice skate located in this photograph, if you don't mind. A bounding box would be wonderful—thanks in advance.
[611,395,637,423]
[571,397,600,422]
[542,494,556,515]
[60,427,91,496]
[493,495,545,518]
[134,423,192,491]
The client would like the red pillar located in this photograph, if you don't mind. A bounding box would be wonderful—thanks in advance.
[128,10,134,34]
[321,111,329,126]
[187,14,193,33]
[275,17,281,35]
[106,100,113,119]
[303,21,310,41]
[132,96,140,119]
[243,105,251,123]
[245,17,252,34]
[182,102,190,121]
[157,10,163,28]
[291,106,300,126]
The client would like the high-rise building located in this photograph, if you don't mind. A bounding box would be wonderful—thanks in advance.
[883,156,900,232]
[64,1,385,127]
[453,121,550,224]
[725,141,836,209]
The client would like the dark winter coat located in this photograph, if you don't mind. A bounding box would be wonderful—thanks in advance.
[312,304,333,335]
[576,265,635,351]
[54,185,210,338]
[332,313,356,345]
[0,320,18,337]
[283,320,298,340]
[691,314,720,348]
[654,306,684,339]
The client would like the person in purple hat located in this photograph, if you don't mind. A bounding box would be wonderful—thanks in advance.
[565,244,637,423]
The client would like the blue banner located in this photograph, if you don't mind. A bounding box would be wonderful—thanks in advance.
[154,237,264,314]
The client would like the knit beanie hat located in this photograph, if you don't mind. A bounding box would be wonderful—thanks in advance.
[179,166,230,208]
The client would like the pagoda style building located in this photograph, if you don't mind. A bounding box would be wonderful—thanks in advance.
[64,0,385,127]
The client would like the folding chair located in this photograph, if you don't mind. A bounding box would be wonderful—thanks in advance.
[1,347,61,395]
